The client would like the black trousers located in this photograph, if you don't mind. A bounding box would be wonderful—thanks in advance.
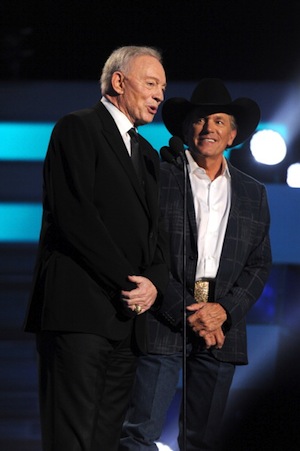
[36,331,137,451]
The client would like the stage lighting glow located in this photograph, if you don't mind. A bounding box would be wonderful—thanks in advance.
[0,203,42,242]
[0,122,54,160]
[286,163,300,188]
[250,130,287,165]
[0,122,172,161]
[156,443,175,451]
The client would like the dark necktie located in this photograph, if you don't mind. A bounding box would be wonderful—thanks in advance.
[128,128,143,184]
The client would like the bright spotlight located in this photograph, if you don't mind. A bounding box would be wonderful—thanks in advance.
[156,443,175,451]
[250,130,287,165]
[286,163,300,188]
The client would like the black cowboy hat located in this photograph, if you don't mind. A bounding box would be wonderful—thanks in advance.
[162,78,261,147]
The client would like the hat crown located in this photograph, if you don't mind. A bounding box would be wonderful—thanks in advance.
[190,78,232,105]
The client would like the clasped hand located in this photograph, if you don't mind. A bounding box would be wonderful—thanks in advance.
[187,302,227,349]
[121,275,158,315]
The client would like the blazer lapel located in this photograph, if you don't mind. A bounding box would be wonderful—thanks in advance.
[216,166,242,291]
[171,163,198,249]
[95,103,150,215]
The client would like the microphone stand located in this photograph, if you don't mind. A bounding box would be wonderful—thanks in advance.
[161,140,188,450]
[169,136,188,451]
[180,150,188,451]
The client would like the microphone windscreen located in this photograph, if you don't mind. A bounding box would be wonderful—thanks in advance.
[160,146,175,163]
[169,136,185,157]
[160,146,183,168]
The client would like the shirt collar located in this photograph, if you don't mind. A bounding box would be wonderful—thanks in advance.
[101,96,134,138]
[186,150,231,179]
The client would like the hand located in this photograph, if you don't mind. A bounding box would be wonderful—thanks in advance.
[121,275,158,315]
[187,302,227,335]
[200,327,225,349]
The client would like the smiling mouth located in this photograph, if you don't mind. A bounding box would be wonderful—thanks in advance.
[200,138,216,143]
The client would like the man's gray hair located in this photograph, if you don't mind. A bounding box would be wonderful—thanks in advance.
[100,46,163,95]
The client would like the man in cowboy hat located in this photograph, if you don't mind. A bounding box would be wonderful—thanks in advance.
[120,78,272,450]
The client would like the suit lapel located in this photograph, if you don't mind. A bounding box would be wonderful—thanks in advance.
[94,102,150,216]
[171,163,198,248]
[140,146,157,218]
[216,166,241,290]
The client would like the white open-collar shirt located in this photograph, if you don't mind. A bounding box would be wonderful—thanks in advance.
[186,150,231,280]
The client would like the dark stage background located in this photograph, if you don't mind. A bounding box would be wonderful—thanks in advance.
[1,1,300,450]
[1,0,300,83]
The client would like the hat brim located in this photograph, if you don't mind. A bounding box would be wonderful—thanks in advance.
[162,97,260,147]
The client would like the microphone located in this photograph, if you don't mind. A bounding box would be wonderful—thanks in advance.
[169,136,185,157]
[159,146,177,164]
[160,146,181,168]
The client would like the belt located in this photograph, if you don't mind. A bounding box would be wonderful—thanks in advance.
[194,279,215,303]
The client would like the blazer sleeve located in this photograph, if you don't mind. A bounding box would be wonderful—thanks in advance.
[217,182,272,329]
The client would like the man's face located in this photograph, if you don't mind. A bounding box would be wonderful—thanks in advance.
[186,110,237,163]
[118,55,166,126]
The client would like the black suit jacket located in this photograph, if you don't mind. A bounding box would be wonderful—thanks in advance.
[24,102,169,353]
[147,158,272,364]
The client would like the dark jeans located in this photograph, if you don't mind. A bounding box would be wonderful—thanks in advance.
[120,349,235,451]
[37,331,137,451]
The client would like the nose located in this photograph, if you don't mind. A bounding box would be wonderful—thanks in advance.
[202,118,213,132]
[153,85,165,103]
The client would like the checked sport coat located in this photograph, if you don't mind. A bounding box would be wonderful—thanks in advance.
[147,157,272,364]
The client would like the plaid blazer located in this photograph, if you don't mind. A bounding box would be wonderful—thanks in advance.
[147,158,272,364]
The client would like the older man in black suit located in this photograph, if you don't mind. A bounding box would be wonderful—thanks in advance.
[24,46,169,451]
[120,79,272,450]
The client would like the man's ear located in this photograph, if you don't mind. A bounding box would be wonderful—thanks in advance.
[228,128,237,147]
[111,71,125,94]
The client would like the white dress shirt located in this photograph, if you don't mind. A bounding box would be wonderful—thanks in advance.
[186,150,231,280]
[101,96,135,154]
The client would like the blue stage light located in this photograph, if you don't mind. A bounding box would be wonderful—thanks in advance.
[0,122,54,160]
[0,203,42,242]
[0,122,172,161]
